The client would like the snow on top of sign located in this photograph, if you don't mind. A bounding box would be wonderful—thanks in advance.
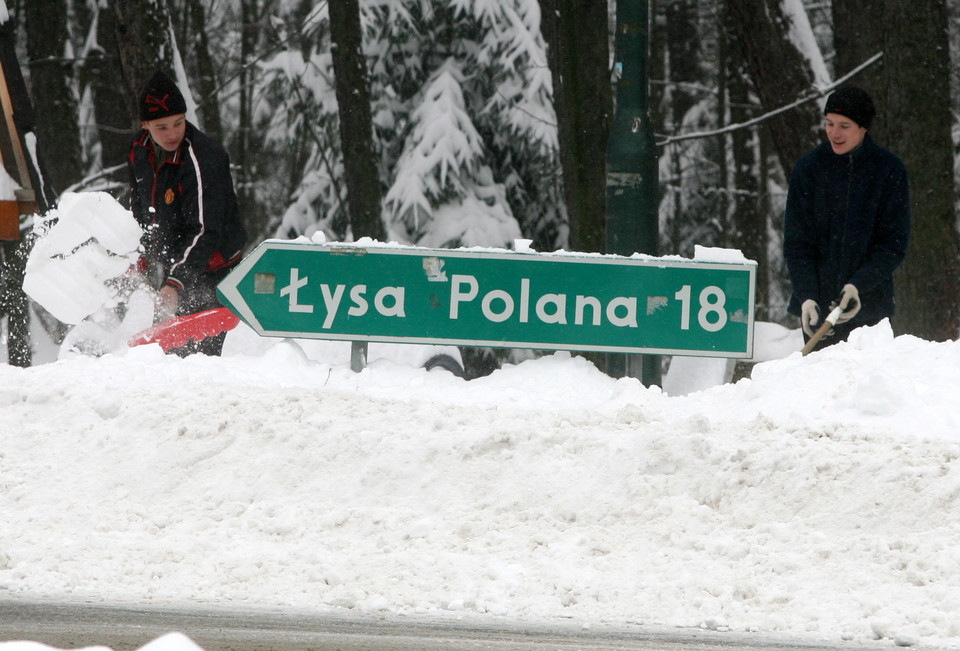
[273,233,754,266]
[692,245,753,264]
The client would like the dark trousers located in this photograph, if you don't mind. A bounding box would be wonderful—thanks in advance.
[169,265,236,357]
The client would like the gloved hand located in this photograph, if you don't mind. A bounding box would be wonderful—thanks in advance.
[801,299,820,337]
[155,285,180,323]
[833,284,861,324]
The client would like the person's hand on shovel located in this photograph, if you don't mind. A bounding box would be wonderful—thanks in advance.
[801,284,861,356]
[155,285,180,323]
[801,299,821,337]
[832,284,861,324]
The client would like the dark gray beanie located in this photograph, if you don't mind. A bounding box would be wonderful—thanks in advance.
[139,71,187,121]
[824,86,875,129]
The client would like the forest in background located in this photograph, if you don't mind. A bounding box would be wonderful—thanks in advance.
[2,0,960,369]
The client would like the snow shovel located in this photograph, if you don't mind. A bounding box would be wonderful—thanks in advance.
[800,305,843,356]
[128,307,240,352]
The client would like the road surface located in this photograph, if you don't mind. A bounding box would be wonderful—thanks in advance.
[0,599,892,650]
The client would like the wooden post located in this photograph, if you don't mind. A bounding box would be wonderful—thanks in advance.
[0,47,39,241]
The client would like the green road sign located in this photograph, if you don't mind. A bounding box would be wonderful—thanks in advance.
[217,241,756,357]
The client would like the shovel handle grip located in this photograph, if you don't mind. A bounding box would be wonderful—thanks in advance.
[800,306,843,356]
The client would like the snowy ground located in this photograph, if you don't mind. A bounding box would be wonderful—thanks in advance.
[3,193,960,650]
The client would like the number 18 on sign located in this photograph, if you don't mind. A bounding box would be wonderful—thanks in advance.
[217,242,756,357]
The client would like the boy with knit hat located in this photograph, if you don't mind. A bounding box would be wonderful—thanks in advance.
[783,86,910,352]
[128,70,246,355]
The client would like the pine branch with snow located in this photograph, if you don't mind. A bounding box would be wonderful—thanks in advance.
[263,0,557,250]
[384,60,520,248]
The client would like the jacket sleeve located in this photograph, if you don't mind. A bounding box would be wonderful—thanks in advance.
[782,158,820,314]
[847,160,910,293]
[165,144,237,292]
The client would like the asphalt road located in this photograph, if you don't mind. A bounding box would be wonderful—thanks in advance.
[0,599,893,651]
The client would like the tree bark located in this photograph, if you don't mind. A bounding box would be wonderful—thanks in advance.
[185,0,223,142]
[234,0,265,243]
[25,0,81,194]
[665,0,698,126]
[659,0,701,253]
[107,0,176,125]
[80,5,132,171]
[540,0,611,254]
[882,0,960,340]
[1,240,30,366]
[728,74,767,320]
[329,0,385,241]
[831,0,884,97]
[722,6,768,319]
[724,0,822,178]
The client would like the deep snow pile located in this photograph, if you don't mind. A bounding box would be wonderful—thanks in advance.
[2,321,960,650]
[4,190,960,650]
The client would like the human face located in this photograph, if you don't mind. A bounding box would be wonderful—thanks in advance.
[142,114,187,152]
[824,113,867,155]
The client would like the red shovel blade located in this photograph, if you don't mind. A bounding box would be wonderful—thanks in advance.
[128,307,240,352]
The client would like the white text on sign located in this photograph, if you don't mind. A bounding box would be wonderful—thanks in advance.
[278,268,732,332]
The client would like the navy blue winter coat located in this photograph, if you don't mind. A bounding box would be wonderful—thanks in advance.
[128,122,246,295]
[783,134,910,326]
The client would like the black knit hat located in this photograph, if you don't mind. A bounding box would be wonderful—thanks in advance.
[139,71,187,121]
[824,86,875,129]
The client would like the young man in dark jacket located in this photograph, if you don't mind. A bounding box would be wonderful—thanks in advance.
[128,71,246,355]
[783,86,910,352]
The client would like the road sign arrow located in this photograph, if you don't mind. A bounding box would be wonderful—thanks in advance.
[217,241,756,357]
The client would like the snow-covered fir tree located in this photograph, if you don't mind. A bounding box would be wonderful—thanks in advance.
[265,0,559,250]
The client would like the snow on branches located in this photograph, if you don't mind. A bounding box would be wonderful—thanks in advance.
[267,0,557,250]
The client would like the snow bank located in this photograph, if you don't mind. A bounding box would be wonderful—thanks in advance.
[2,323,960,648]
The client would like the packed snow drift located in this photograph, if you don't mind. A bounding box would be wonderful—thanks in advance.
[3,192,960,650]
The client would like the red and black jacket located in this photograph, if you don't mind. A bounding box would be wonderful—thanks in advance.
[128,122,246,294]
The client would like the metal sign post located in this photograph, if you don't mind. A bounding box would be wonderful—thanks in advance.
[606,0,659,384]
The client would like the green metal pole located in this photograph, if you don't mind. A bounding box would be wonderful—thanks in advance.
[605,0,660,387]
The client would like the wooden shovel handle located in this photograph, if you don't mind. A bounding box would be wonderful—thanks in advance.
[800,306,843,356]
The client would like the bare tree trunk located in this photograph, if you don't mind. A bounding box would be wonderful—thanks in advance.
[235,0,262,242]
[722,6,768,320]
[724,0,822,177]
[329,0,385,241]
[1,240,30,366]
[831,0,884,96]
[540,0,611,254]
[882,0,960,340]
[660,0,701,255]
[665,0,698,125]
[716,14,730,247]
[25,0,81,194]
[107,0,176,124]
[80,5,132,171]
[184,0,223,142]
